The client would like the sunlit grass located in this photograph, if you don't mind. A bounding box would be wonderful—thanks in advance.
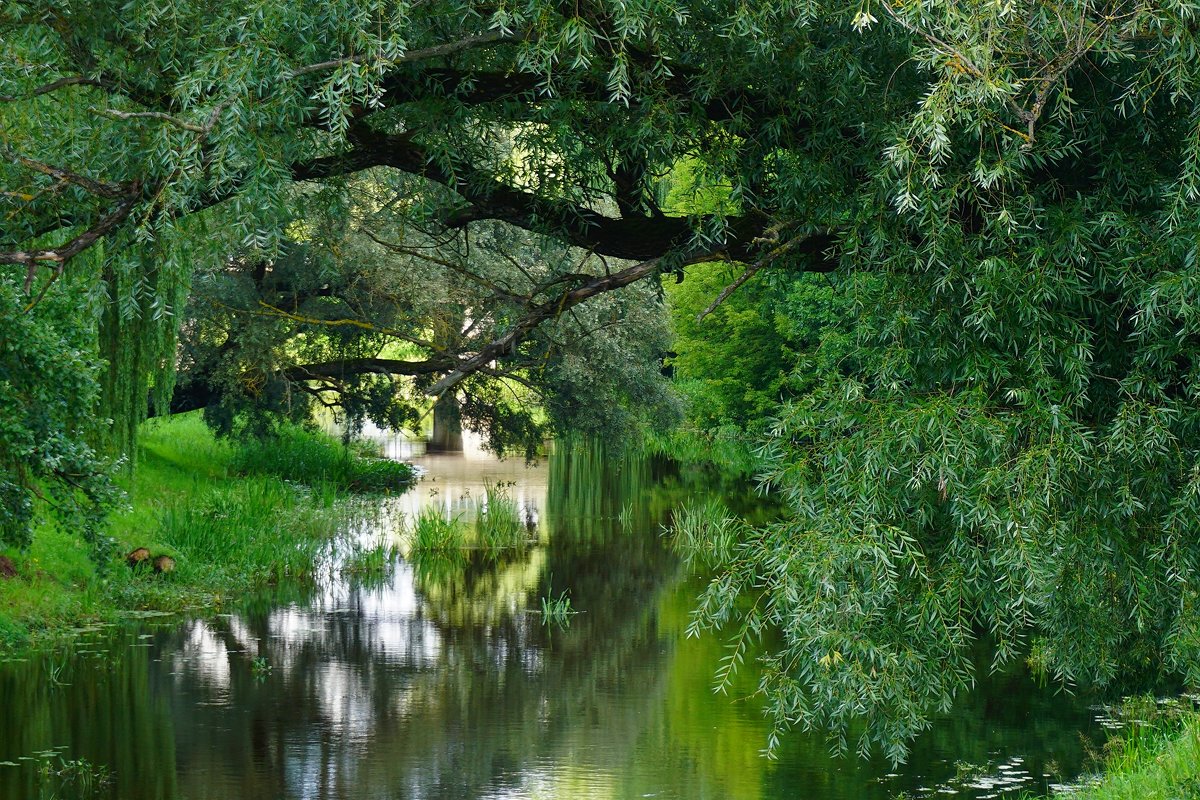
[230,424,414,492]
[409,507,468,552]
[474,483,527,549]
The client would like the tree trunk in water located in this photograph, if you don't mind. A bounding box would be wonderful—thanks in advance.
[429,392,463,452]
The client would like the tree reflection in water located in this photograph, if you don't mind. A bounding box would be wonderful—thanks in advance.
[0,444,1113,800]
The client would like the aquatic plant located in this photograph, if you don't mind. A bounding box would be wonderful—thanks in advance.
[35,753,112,799]
[474,483,526,549]
[617,502,634,532]
[539,586,576,627]
[409,507,467,552]
[668,501,738,571]
[342,537,398,575]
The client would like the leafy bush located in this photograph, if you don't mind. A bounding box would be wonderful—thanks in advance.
[0,275,116,553]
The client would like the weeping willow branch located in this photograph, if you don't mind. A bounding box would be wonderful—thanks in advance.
[0,74,105,102]
[249,300,437,350]
[2,192,140,297]
[286,30,522,78]
[1,147,130,199]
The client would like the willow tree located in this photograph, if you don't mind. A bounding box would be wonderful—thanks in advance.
[5,0,1200,763]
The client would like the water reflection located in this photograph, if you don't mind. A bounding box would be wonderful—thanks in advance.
[0,441,1114,799]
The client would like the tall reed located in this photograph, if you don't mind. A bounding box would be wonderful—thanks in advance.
[474,483,527,549]
[408,507,467,552]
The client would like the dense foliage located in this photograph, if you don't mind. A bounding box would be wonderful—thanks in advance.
[0,271,114,553]
[180,196,678,455]
[7,0,1200,763]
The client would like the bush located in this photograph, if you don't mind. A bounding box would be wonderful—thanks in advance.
[230,425,414,492]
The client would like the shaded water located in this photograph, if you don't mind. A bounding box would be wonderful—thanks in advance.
[0,443,1113,799]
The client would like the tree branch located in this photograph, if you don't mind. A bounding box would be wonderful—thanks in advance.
[287,30,521,78]
[696,231,834,322]
[2,147,130,199]
[1,192,140,293]
[292,130,825,264]
[426,255,675,397]
[281,357,453,382]
[0,75,104,102]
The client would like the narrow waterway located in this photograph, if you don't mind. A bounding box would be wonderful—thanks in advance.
[0,441,1114,799]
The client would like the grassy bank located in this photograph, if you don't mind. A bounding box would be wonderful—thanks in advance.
[0,414,413,652]
[1046,699,1200,800]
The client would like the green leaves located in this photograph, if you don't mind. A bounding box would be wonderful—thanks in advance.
[0,272,115,553]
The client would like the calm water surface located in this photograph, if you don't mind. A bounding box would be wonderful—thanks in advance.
[0,441,1114,799]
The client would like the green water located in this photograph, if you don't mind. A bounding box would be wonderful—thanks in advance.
[0,445,1114,799]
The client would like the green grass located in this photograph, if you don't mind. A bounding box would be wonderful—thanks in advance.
[230,424,415,492]
[408,507,468,552]
[1042,699,1200,800]
[473,483,527,549]
[150,479,331,582]
[0,413,386,653]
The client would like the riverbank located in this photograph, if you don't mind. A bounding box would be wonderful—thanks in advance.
[1053,701,1200,800]
[0,413,413,653]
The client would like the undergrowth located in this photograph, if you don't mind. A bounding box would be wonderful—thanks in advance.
[230,424,414,492]
[1047,696,1200,800]
[0,413,406,653]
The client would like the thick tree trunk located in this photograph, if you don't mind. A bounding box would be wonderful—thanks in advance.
[429,392,463,452]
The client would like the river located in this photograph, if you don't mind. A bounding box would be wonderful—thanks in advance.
[0,439,1114,799]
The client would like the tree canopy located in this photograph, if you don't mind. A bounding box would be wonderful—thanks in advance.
[7,0,1200,763]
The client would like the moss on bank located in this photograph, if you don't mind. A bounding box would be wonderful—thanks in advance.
[0,413,412,652]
